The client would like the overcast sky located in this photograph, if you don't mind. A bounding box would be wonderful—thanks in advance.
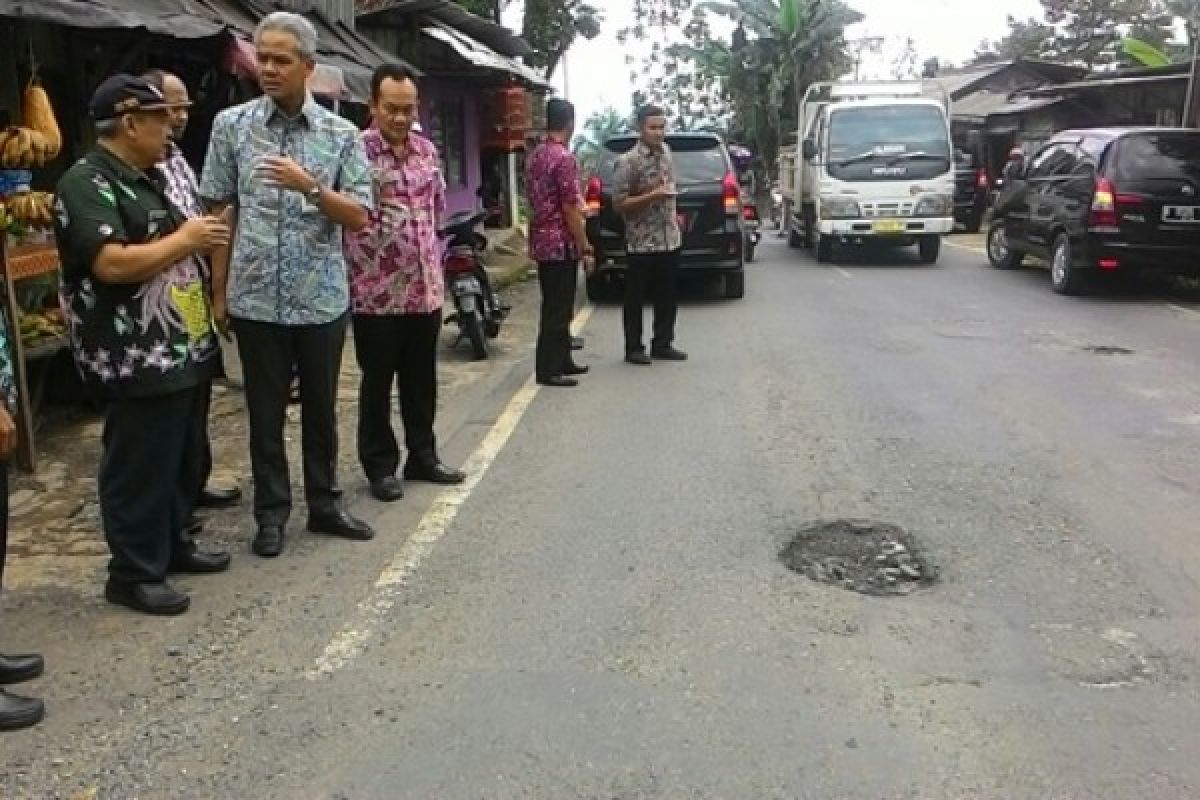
[503,0,1045,123]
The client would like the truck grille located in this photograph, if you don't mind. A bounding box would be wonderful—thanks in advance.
[860,201,915,218]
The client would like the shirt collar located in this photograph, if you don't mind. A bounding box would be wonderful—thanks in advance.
[94,143,157,186]
[638,140,664,157]
[265,93,320,127]
[368,126,431,160]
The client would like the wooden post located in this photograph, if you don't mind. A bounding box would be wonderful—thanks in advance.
[0,235,36,473]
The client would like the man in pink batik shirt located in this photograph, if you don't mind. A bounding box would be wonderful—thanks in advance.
[344,64,466,503]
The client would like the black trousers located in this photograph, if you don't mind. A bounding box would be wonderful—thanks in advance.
[623,249,680,354]
[233,314,347,527]
[187,377,214,505]
[99,387,203,584]
[352,311,442,482]
[536,261,578,381]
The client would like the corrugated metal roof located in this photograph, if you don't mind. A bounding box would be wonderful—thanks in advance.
[421,21,551,89]
[355,0,531,57]
[952,91,1063,120]
[0,0,226,38]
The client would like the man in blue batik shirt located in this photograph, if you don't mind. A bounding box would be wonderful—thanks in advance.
[200,11,374,558]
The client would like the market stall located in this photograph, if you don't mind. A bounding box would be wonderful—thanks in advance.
[0,74,69,472]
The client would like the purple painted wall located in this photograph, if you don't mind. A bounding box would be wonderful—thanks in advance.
[420,79,483,217]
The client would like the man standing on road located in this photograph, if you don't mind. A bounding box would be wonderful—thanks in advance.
[0,309,44,730]
[144,69,243,519]
[613,104,687,366]
[526,97,594,388]
[199,12,375,558]
[54,74,232,615]
[343,64,466,503]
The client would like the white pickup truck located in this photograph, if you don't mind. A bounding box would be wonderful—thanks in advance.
[787,81,954,265]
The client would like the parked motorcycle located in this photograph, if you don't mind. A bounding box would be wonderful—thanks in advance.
[439,209,508,360]
[742,198,762,262]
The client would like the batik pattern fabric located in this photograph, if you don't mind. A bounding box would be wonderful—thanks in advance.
[344,128,446,315]
[199,94,373,326]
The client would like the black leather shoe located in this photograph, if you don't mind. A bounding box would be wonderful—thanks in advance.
[198,485,242,509]
[651,346,688,361]
[404,461,466,485]
[0,653,44,685]
[0,689,44,732]
[571,336,585,351]
[625,352,652,366]
[307,510,375,541]
[104,580,190,616]
[184,516,204,536]
[370,476,405,502]
[538,375,579,387]
[169,550,231,575]
[252,525,285,558]
[562,363,589,376]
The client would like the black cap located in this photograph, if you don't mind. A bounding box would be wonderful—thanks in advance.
[90,74,191,121]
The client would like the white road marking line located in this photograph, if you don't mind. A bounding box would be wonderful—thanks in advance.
[1168,304,1200,321]
[834,267,854,279]
[308,306,595,679]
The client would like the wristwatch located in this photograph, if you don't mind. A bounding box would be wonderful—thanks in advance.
[305,183,323,204]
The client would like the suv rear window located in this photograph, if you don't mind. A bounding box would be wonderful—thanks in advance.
[1113,133,1200,181]
[599,137,730,185]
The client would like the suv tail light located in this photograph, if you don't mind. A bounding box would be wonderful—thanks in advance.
[723,173,740,215]
[742,204,758,221]
[976,167,989,189]
[585,176,602,217]
[1090,177,1146,231]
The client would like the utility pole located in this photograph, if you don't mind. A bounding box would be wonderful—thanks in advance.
[1185,22,1199,128]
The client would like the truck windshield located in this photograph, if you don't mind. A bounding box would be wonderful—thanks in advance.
[826,105,950,181]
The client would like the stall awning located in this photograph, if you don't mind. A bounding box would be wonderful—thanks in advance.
[0,0,226,38]
[421,21,550,89]
[210,0,416,103]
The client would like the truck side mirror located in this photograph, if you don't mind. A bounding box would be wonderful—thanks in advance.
[802,138,818,161]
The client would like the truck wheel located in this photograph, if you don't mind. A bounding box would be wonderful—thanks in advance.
[724,271,745,299]
[918,235,941,265]
[815,236,834,264]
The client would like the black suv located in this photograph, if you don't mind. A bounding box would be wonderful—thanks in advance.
[953,149,988,233]
[584,133,746,301]
[987,127,1200,294]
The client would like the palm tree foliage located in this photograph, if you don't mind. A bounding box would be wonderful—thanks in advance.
[624,0,863,182]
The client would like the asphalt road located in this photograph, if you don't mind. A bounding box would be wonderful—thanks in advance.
[6,236,1200,799]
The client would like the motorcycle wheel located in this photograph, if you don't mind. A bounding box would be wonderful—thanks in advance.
[745,240,756,262]
[463,309,488,360]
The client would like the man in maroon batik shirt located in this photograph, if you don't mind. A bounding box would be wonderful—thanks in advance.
[344,64,466,503]
[526,98,594,388]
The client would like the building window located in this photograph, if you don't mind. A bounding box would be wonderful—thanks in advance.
[428,95,466,188]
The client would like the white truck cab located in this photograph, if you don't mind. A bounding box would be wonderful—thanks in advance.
[789,82,954,265]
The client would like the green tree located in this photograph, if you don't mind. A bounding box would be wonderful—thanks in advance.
[623,0,862,183]
[969,15,1058,64]
[572,107,631,176]
[521,0,603,79]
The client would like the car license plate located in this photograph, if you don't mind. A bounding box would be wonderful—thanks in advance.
[1162,205,1200,223]
[873,219,905,234]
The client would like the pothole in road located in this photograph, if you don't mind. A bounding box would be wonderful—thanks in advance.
[780,519,937,596]
[1081,345,1135,356]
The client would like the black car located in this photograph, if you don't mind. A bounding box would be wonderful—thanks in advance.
[584,132,746,301]
[953,149,988,233]
[987,127,1200,295]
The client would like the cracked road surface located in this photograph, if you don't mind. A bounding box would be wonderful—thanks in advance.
[4,238,1200,799]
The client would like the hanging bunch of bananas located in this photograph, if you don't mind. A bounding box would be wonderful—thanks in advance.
[0,126,53,169]
[4,190,55,229]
